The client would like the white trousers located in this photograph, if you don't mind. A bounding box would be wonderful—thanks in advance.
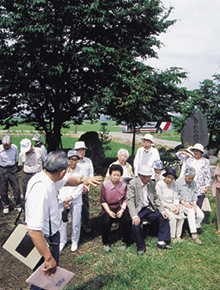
[59,202,82,244]
[165,209,185,239]
[182,205,204,233]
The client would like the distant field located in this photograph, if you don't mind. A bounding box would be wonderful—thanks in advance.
[0,120,181,154]
[0,120,120,133]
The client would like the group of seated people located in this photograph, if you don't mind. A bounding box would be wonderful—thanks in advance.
[60,133,213,256]
[100,133,212,255]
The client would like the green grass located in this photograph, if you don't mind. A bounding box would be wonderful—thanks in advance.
[0,120,120,133]
[63,120,120,133]
[65,192,220,290]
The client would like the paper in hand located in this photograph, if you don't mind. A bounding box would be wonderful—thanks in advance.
[26,264,75,290]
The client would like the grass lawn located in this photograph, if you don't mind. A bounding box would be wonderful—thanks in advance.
[0,120,120,133]
[63,190,219,290]
[0,125,218,290]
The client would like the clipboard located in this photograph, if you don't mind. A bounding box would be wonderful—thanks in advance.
[26,264,75,290]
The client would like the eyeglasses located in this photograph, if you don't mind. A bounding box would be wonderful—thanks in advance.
[69,158,78,161]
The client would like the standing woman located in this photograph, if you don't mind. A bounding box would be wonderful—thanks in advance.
[187,143,211,209]
[100,164,132,252]
[156,168,185,242]
[212,149,220,235]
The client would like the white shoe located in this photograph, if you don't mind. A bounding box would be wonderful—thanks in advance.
[59,243,65,252]
[3,208,9,214]
[15,207,22,212]
[71,243,78,252]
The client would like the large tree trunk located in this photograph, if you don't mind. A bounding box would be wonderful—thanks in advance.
[46,117,63,152]
[131,125,136,156]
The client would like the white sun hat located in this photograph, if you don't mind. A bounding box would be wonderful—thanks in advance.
[142,134,154,143]
[73,141,88,150]
[190,143,204,153]
[20,138,32,153]
[139,165,153,176]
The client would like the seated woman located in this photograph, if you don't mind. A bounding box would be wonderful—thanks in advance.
[156,167,185,243]
[100,164,132,252]
[105,148,133,181]
[176,166,204,245]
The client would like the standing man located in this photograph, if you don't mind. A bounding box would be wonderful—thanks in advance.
[127,165,171,255]
[32,133,47,156]
[19,138,46,202]
[73,141,94,234]
[0,135,21,214]
[25,151,101,290]
[133,134,160,179]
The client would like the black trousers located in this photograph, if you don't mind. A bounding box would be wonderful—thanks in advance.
[101,209,132,246]
[133,207,170,251]
[197,194,205,209]
[30,231,60,290]
[22,172,35,201]
[0,165,21,208]
[81,191,90,230]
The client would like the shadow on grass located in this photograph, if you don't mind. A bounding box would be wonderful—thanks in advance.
[67,274,115,290]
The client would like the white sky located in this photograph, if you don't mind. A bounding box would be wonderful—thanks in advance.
[146,0,220,90]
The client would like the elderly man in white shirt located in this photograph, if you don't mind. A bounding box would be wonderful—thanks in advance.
[134,134,160,179]
[19,138,46,202]
[25,151,101,290]
[74,141,94,234]
[0,135,21,214]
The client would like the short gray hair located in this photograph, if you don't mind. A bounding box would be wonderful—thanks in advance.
[185,166,196,176]
[44,151,69,173]
[117,148,129,158]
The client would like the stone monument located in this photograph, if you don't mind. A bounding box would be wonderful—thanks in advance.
[79,131,106,174]
[181,110,208,148]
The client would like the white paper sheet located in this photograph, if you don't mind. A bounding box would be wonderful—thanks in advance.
[26,264,75,290]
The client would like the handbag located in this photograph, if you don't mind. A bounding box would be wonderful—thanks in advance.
[1,210,43,269]
[201,197,212,212]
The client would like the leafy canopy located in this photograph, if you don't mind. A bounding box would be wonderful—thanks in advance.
[0,0,176,150]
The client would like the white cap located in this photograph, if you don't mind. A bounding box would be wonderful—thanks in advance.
[32,133,41,142]
[20,138,32,153]
[191,143,204,153]
[67,149,80,159]
[139,165,153,176]
[73,141,88,150]
[142,134,154,143]
[2,135,12,144]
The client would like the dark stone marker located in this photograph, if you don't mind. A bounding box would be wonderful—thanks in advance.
[79,131,106,174]
[181,110,208,148]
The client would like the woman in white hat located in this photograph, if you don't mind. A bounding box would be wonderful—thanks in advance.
[58,150,84,252]
[176,147,194,178]
[186,143,211,211]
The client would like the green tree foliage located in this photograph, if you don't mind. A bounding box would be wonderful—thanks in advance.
[93,61,188,154]
[173,74,220,148]
[0,0,177,150]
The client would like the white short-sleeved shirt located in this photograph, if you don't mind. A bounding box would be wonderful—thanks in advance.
[58,166,84,205]
[77,157,94,177]
[19,147,46,173]
[25,171,67,236]
[0,144,18,166]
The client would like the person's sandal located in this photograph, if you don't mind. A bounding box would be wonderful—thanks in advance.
[192,234,202,245]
